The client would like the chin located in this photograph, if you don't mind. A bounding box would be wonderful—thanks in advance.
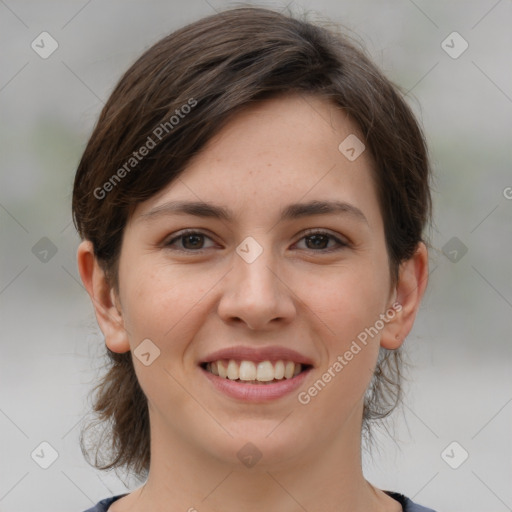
[210,423,307,471]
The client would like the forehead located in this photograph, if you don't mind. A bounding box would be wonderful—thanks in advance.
[132,93,381,227]
[201,93,366,162]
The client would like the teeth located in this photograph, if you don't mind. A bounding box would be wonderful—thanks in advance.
[239,360,257,380]
[274,360,285,379]
[206,359,303,382]
[285,361,295,379]
[217,360,227,378]
[227,360,239,380]
[256,361,274,381]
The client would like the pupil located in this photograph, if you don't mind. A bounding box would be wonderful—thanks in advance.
[183,234,203,249]
[307,234,328,249]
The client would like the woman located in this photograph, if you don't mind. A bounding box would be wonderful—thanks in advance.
[73,6,435,511]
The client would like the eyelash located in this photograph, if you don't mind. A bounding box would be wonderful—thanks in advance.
[164,229,349,254]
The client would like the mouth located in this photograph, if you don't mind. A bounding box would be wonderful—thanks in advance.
[200,359,313,385]
[199,359,312,402]
[198,346,315,401]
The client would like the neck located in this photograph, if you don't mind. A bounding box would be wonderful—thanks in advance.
[118,411,398,512]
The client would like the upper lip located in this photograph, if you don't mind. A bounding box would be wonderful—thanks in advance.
[200,345,315,366]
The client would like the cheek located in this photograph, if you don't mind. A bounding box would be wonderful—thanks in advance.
[297,256,389,405]
[120,262,218,346]
[118,264,212,410]
[297,269,387,418]
[302,258,390,341]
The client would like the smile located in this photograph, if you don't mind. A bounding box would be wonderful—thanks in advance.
[202,359,310,383]
[199,359,312,402]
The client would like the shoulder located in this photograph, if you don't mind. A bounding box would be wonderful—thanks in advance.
[386,491,438,512]
[81,494,128,512]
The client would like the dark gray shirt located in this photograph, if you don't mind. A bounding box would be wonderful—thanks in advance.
[82,492,438,511]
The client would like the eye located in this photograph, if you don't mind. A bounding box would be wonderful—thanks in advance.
[294,230,349,252]
[164,230,216,252]
[164,229,349,253]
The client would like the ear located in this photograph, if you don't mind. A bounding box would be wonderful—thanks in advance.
[77,240,131,353]
[380,242,429,350]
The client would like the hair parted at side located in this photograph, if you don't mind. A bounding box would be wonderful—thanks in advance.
[73,6,431,479]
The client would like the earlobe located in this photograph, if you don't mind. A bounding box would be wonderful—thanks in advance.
[77,240,131,354]
[380,242,429,350]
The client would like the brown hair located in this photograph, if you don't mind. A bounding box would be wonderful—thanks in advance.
[73,6,431,478]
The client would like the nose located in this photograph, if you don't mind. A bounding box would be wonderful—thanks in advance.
[217,245,297,331]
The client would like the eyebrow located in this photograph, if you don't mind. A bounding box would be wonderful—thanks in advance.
[139,199,368,225]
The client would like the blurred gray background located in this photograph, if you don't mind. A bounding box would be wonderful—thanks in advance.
[1,1,511,511]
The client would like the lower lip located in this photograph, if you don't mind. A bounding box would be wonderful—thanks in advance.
[200,366,312,402]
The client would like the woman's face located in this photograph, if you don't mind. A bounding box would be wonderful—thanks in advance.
[97,94,410,469]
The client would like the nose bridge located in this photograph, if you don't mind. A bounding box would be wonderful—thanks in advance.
[234,237,280,300]
[217,236,295,328]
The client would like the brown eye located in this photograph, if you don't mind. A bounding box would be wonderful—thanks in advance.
[295,230,349,252]
[165,231,215,252]
[182,234,205,249]
[305,234,330,250]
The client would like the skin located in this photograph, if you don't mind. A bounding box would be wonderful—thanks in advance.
[78,94,428,512]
